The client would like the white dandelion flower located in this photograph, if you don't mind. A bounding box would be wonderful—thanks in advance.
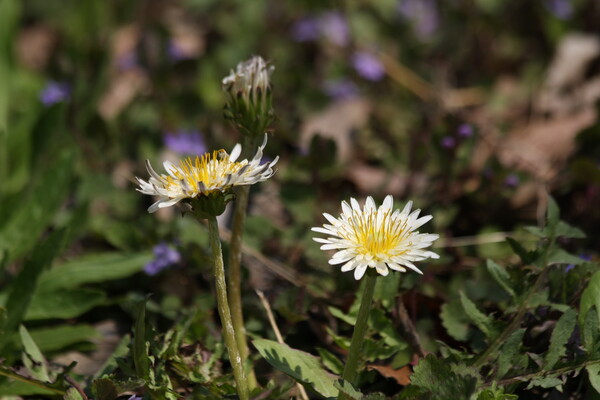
[312,195,439,280]
[136,134,278,213]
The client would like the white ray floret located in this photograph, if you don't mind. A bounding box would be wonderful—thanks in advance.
[312,195,439,280]
[136,134,278,213]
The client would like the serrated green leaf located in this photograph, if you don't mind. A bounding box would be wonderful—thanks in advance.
[587,363,600,394]
[547,248,587,266]
[63,387,84,400]
[524,226,545,238]
[91,378,119,400]
[460,292,493,338]
[38,252,152,291]
[253,339,338,398]
[477,387,519,400]
[582,307,599,353]
[334,379,362,399]
[554,221,586,239]
[317,348,344,375]
[544,308,577,369]
[497,329,526,378]
[526,375,563,390]
[133,299,150,381]
[440,300,470,341]
[19,325,50,382]
[410,354,477,400]
[580,270,600,332]
[25,288,106,320]
[29,324,99,353]
[0,229,67,351]
[486,260,515,298]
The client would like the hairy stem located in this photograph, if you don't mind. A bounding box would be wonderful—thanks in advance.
[338,272,377,399]
[227,134,259,389]
[208,216,249,400]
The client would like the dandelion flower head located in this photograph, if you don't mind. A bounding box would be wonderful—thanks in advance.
[312,195,439,280]
[137,134,278,213]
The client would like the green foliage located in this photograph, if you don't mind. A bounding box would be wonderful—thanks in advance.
[253,339,338,398]
[405,354,478,400]
[544,308,576,369]
[459,291,494,339]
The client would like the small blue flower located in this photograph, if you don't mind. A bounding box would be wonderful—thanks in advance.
[291,17,321,42]
[39,81,70,106]
[352,51,385,81]
[164,130,207,156]
[144,243,181,276]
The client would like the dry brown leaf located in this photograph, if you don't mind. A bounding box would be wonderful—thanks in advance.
[367,364,412,386]
[299,98,372,163]
[537,34,600,115]
[346,162,408,196]
[499,108,597,180]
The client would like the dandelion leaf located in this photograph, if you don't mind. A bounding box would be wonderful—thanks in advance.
[544,308,577,369]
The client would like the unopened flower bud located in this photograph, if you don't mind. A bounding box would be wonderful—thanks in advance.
[222,56,275,137]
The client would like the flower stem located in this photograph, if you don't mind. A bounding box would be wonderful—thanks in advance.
[207,216,249,400]
[228,134,259,389]
[338,272,377,399]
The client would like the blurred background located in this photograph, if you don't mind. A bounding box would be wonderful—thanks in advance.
[1,0,600,396]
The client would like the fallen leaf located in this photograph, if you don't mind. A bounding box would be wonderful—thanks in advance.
[299,98,371,163]
[367,364,412,386]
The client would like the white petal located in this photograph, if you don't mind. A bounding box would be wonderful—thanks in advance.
[382,195,393,211]
[329,256,352,265]
[411,215,433,230]
[354,264,368,280]
[311,227,337,236]
[341,201,352,215]
[365,196,376,212]
[375,262,389,276]
[323,213,339,225]
[340,260,356,272]
[229,144,242,162]
[350,198,361,211]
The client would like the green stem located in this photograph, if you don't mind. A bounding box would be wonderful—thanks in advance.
[207,216,249,400]
[228,134,259,389]
[486,358,600,387]
[338,272,377,399]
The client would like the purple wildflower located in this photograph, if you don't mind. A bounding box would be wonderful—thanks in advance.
[39,81,70,106]
[323,79,359,99]
[457,124,474,138]
[352,51,385,81]
[144,243,181,276]
[545,0,573,20]
[441,136,456,149]
[320,12,350,46]
[504,174,519,188]
[164,130,207,156]
[291,17,321,42]
[398,0,439,39]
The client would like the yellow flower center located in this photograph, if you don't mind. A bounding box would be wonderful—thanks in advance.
[163,150,245,193]
[349,211,409,260]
